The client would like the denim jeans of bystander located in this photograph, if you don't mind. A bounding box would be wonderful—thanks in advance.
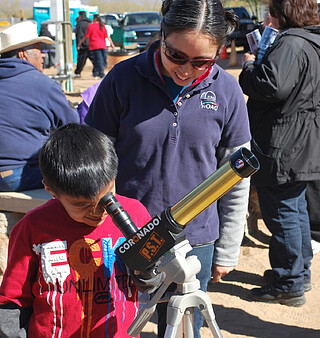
[0,165,43,192]
[256,182,313,293]
[91,49,106,78]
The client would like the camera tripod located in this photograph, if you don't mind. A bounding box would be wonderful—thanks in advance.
[128,239,223,338]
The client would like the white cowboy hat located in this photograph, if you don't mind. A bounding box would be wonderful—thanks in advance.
[0,20,54,54]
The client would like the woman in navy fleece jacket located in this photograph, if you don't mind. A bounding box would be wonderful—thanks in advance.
[85,0,251,336]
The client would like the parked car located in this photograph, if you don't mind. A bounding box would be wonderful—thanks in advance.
[101,11,162,51]
[225,6,257,50]
[100,12,124,47]
[100,12,123,28]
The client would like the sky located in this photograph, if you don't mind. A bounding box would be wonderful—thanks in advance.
[20,0,89,9]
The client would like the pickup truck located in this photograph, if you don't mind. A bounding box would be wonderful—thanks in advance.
[101,11,162,52]
[225,6,257,50]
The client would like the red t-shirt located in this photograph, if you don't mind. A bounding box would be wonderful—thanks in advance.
[85,22,108,50]
[0,194,150,337]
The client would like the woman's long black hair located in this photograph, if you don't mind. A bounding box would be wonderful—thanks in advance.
[94,14,104,30]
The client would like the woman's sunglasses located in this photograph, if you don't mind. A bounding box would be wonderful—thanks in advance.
[161,39,220,70]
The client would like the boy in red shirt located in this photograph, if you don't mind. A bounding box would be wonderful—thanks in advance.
[0,123,161,337]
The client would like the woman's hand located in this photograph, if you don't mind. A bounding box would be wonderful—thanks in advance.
[211,263,235,283]
[242,52,256,66]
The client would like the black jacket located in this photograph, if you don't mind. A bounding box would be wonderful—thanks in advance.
[39,25,54,51]
[75,16,91,49]
[239,26,320,186]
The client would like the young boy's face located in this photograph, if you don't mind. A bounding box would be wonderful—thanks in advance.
[45,180,116,227]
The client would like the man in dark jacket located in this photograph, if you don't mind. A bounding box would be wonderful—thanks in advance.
[0,20,80,192]
[74,11,94,76]
[39,23,55,68]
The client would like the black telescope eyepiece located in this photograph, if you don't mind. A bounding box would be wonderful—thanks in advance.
[100,192,138,238]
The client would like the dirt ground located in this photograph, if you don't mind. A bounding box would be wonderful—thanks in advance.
[141,222,320,338]
[44,50,320,338]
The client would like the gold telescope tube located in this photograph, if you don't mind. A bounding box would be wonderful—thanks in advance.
[170,147,259,226]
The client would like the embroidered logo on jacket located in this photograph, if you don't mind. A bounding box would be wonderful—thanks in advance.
[200,91,219,111]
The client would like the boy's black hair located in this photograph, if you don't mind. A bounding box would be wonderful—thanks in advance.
[39,123,118,198]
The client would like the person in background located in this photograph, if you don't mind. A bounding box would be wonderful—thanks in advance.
[85,0,251,336]
[0,21,79,192]
[77,14,115,79]
[77,80,101,124]
[105,23,114,48]
[39,23,55,68]
[74,11,94,77]
[239,0,320,306]
[104,23,114,67]
[0,123,163,337]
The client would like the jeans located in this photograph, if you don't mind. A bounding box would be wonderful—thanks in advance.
[157,242,214,338]
[257,182,313,293]
[75,48,94,75]
[103,48,107,67]
[0,165,43,192]
[91,49,105,77]
[306,180,320,242]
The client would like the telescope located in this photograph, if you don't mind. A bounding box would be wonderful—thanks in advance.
[100,147,259,272]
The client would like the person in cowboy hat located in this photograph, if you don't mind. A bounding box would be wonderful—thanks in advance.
[0,20,80,192]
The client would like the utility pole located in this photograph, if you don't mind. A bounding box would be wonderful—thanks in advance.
[51,0,74,93]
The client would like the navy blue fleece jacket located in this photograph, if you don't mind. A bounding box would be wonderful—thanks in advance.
[0,58,79,170]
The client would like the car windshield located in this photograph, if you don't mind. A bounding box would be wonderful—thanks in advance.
[101,15,119,26]
[123,13,161,26]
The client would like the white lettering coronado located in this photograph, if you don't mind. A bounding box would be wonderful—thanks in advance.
[118,216,161,254]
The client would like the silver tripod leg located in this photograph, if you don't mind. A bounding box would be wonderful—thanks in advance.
[164,312,193,338]
[164,289,223,338]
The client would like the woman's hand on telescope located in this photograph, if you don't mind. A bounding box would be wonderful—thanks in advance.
[210,264,235,283]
